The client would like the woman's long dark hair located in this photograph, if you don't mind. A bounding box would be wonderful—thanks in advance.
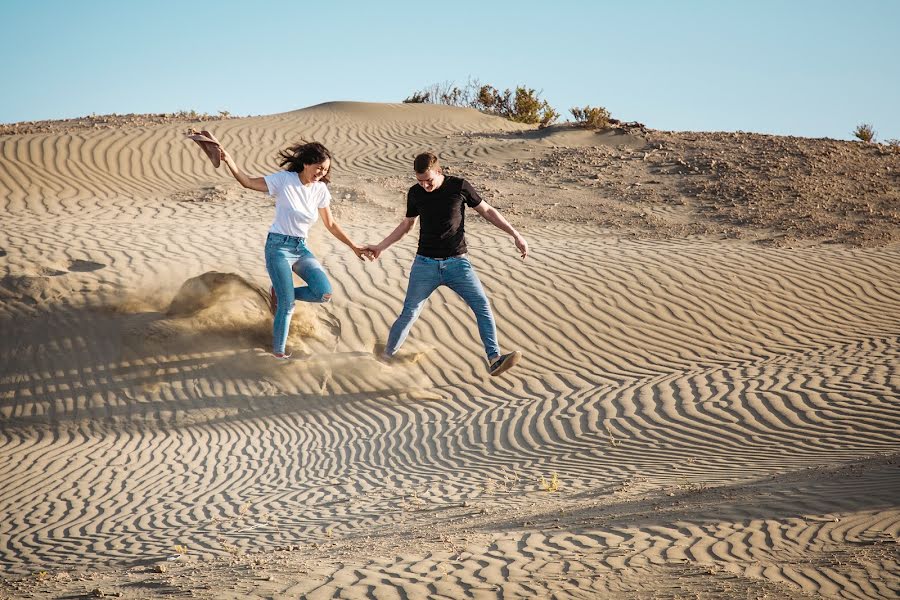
[278,141,333,183]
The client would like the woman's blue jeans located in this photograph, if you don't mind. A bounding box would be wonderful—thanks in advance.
[264,232,332,354]
[385,255,500,360]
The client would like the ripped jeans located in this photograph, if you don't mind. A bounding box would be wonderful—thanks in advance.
[264,232,332,354]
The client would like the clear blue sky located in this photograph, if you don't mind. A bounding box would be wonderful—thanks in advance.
[2,0,898,140]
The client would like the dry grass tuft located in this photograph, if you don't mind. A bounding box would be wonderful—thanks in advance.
[853,123,876,143]
[539,473,561,492]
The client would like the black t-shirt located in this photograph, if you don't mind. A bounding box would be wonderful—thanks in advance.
[406,175,483,258]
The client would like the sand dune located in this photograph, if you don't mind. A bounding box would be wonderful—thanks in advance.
[0,102,529,214]
[1,103,898,599]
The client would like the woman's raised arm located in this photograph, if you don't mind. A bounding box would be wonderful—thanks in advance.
[220,147,268,192]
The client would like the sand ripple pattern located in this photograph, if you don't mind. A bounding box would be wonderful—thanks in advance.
[0,102,529,218]
[2,209,898,598]
[1,103,898,597]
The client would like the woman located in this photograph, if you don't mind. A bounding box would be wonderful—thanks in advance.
[219,141,369,358]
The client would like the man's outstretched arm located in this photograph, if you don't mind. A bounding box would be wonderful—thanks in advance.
[366,217,417,259]
[473,201,528,259]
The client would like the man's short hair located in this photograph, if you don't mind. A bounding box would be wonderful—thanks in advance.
[414,152,439,174]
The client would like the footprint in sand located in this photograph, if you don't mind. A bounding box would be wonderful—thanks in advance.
[319,308,343,342]
[68,259,106,272]
[1,271,67,303]
[38,266,68,277]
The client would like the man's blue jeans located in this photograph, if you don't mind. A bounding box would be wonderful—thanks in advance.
[385,255,500,360]
[265,232,332,354]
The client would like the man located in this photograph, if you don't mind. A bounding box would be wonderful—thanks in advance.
[366,152,528,377]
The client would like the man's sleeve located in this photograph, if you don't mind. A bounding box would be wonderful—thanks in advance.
[405,188,419,218]
[461,179,483,208]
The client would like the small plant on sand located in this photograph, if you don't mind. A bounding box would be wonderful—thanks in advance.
[485,470,519,495]
[403,90,430,104]
[218,538,241,555]
[539,472,560,492]
[172,544,189,555]
[571,105,611,129]
[853,123,876,143]
[605,422,620,447]
[883,138,900,153]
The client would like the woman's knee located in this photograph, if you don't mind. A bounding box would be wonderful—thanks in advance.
[306,269,333,302]
[312,280,333,303]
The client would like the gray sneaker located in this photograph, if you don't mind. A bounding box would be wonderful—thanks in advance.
[489,351,522,377]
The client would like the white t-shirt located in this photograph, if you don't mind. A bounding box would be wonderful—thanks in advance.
[264,170,331,238]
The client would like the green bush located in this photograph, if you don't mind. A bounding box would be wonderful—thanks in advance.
[404,80,558,127]
[571,105,611,129]
[403,91,430,103]
[853,123,876,143]
[510,87,559,127]
[473,85,509,114]
[540,105,560,128]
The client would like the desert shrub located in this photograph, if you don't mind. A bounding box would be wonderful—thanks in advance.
[404,80,558,127]
[571,105,611,129]
[173,109,213,121]
[853,123,876,143]
[403,91,430,103]
[405,79,480,107]
[508,87,558,127]
[539,105,560,128]
[473,85,557,126]
[879,138,900,155]
[509,87,543,123]
[473,85,510,114]
[441,86,465,106]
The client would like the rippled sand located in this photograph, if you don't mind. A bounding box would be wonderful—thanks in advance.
[1,102,898,599]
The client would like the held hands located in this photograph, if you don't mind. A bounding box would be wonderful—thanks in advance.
[363,244,383,260]
[352,245,376,261]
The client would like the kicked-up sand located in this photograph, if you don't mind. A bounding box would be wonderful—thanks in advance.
[0,102,898,599]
